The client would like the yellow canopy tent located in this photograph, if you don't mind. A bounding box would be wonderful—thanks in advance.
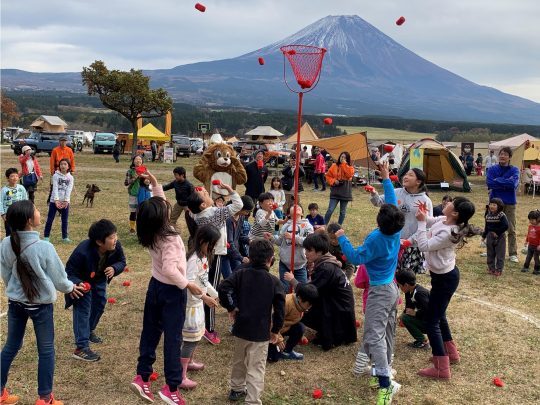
[129,123,169,141]
[304,132,369,166]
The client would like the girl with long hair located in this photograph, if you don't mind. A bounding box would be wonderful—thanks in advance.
[413,197,481,379]
[130,171,203,405]
[180,224,221,389]
[1,200,84,405]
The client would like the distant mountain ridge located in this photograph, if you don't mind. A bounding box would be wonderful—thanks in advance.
[2,15,540,124]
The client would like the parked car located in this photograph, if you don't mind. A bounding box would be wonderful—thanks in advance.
[172,135,191,157]
[11,132,74,155]
[189,138,204,153]
[239,143,290,167]
[93,132,117,154]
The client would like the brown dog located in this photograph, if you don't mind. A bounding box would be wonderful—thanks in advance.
[82,184,101,207]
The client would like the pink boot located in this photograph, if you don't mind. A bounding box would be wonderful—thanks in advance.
[418,356,451,379]
[444,340,460,364]
[188,356,204,371]
[179,358,197,389]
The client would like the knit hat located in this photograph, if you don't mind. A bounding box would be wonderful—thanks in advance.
[22,145,32,154]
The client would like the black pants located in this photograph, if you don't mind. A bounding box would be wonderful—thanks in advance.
[524,245,540,270]
[23,184,36,203]
[136,277,186,390]
[426,267,460,356]
[267,322,305,362]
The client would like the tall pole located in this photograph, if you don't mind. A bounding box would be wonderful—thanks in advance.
[289,91,303,290]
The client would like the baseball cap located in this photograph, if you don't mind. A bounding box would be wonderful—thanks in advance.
[22,145,32,154]
[59,134,68,141]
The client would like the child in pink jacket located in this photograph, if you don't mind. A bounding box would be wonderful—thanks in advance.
[130,171,203,405]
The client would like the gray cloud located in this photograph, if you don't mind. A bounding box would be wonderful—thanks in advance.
[1,0,539,102]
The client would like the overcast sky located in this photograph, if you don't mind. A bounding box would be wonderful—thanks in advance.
[2,0,539,102]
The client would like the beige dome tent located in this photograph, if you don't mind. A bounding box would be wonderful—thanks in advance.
[489,133,540,168]
[398,138,471,192]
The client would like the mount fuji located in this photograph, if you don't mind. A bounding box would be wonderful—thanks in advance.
[3,15,540,124]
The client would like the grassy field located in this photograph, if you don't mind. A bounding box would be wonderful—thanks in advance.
[0,147,539,405]
[338,126,436,143]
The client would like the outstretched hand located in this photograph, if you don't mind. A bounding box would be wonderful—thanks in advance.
[335,229,345,238]
[415,209,427,222]
[379,161,390,180]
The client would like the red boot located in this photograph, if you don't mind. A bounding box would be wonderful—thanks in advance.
[444,340,460,364]
[418,356,451,379]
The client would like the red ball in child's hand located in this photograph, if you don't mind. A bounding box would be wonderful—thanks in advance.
[212,179,221,185]
[401,240,412,249]
[272,203,278,210]
[364,185,375,193]
[135,166,147,176]
[355,320,361,328]
[383,144,395,152]
[226,242,231,249]
[82,282,91,292]
[107,298,117,304]
[312,389,323,399]
[150,372,159,381]
[300,336,309,345]
[122,281,131,287]
[389,175,399,182]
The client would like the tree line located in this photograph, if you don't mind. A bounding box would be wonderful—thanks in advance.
[4,89,540,140]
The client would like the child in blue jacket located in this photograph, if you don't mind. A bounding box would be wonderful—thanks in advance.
[336,162,405,405]
[65,219,126,362]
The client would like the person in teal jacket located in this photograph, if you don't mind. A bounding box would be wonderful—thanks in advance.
[1,200,85,405]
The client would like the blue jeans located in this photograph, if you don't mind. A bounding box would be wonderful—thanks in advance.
[72,281,107,349]
[44,202,69,238]
[137,277,186,390]
[1,301,55,396]
[278,261,307,291]
[324,198,349,225]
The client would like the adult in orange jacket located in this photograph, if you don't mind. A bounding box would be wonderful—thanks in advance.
[324,152,354,225]
[50,136,75,175]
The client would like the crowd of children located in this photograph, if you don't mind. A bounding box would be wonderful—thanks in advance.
[0,150,537,405]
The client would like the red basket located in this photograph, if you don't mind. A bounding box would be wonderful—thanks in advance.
[280,45,326,90]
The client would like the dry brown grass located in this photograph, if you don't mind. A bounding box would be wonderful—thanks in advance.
[1,147,539,405]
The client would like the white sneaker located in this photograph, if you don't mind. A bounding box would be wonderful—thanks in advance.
[509,255,519,263]
[480,252,487,257]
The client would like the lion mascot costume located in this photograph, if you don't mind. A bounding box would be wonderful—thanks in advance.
[193,134,247,199]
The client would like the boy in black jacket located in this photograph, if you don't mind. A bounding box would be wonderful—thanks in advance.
[162,166,194,231]
[395,270,430,349]
[218,238,285,404]
[65,219,126,362]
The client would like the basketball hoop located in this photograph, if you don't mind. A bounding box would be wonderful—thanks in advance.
[280,44,326,289]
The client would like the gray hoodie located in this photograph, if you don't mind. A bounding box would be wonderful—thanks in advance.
[274,218,314,270]
[370,187,433,239]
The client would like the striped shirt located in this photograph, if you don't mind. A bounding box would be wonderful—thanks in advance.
[249,209,277,240]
